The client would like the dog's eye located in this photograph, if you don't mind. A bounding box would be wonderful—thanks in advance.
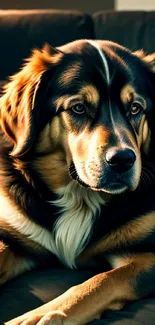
[131,102,143,115]
[71,104,86,115]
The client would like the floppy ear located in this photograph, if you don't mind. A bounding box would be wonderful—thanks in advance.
[133,50,155,155]
[133,50,155,73]
[133,50,155,112]
[0,44,62,157]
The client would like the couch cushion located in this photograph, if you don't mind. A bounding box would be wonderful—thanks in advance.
[93,11,155,53]
[0,9,93,80]
[0,268,94,323]
[0,268,155,325]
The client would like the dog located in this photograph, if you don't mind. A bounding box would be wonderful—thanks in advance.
[0,39,155,325]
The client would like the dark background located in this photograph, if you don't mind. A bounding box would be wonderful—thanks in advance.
[0,0,114,13]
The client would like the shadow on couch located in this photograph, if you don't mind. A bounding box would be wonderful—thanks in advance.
[0,268,155,325]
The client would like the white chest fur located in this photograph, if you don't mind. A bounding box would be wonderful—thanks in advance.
[0,181,105,268]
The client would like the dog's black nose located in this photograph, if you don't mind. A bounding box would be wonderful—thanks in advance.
[106,148,136,173]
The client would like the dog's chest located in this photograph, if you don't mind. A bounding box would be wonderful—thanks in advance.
[0,182,106,268]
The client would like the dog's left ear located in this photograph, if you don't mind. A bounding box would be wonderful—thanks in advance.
[133,50,155,154]
[0,44,63,157]
[133,50,155,73]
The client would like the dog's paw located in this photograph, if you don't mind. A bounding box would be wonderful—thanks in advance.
[6,311,66,325]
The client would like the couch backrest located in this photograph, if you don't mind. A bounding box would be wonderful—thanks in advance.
[1,9,155,80]
[93,11,155,53]
[0,10,93,80]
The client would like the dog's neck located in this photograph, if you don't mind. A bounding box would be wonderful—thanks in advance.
[52,180,107,268]
[0,178,107,269]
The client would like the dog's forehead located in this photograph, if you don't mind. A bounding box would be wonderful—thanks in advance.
[54,40,149,110]
[57,40,133,88]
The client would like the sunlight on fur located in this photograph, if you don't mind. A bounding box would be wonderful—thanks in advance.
[0,181,106,269]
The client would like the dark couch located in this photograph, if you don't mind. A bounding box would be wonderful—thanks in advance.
[0,9,155,324]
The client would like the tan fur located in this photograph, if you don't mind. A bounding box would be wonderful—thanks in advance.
[55,84,99,112]
[35,117,61,154]
[120,84,135,104]
[67,126,110,188]
[0,183,105,270]
[0,242,35,285]
[79,211,155,263]
[134,50,155,72]
[79,84,100,107]
[54,95,71,111]
[9,253,155,325]
[1,41,155,325]
[143,53,155,72]
[142,119,151,154]
[59,62,83,86]
[137,114,151,154]
[7,253,155,325]
[34,151,70,191]
[0,213,51,260]
[34,115,71,191]
[0,45,62,156]
[69,126,110,161]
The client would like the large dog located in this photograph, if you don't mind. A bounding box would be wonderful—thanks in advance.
[1,40,155,325]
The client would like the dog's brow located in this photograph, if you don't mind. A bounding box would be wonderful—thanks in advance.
[120,84,135,104]
[55,95,83,111]
[79,84,99,107]
[58,62,82,86]
[120,84,146,109]
[55,84,99,111]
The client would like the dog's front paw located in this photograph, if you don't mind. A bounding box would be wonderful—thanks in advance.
[6,311,66,325]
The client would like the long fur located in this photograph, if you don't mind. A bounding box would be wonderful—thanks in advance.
[0,182,105,269]
[53,180,106,268]
[1,39,155,300]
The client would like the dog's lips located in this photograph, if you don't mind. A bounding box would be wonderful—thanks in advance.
[69,162,136,193]
[93,183,128,194]
[69,163,89,188]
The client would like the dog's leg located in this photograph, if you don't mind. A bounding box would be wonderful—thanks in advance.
[0,241,35,285]
[6,253,155,325]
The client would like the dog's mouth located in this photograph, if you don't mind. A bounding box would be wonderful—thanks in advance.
[69,162,89,188]
[69,161,138,194]
[69,162,125,192]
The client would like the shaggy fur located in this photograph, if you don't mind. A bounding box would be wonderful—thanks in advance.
[0,40,155,325]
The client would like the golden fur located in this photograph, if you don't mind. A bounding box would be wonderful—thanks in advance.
[0,40,155,325]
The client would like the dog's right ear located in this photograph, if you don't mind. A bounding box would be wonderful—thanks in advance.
[0,44,63,157]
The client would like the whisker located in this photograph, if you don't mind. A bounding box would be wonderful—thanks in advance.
[143,160,155,170]
[142,167,155,182]
[138,171,150,191]
[141,170,151,185]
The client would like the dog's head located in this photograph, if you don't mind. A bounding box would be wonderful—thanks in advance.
[1,40,155,195]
